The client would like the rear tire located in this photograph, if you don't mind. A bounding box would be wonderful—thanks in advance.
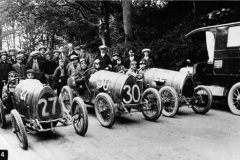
[11,109,28,150]
[192,85,212,114]
[94,93,115,128]
[0,100,6,128]
[159,86,179,117]
[141,88,162,121]
[71,97,88,136]
[228,83,240,115]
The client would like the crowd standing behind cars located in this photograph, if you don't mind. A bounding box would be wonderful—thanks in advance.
[0,43,155,100]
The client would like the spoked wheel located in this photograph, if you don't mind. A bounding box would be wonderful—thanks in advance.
[192,85,212,114]
[60,86,74,112]
[94,93,115,128]
[228,83,240,115]
[11,109,28,150]
[159,86,179,117]
[141,88,162,121]
[0,100,6,128]
[71,97,88,136]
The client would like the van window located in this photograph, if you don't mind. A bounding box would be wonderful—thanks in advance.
[206,31,215,63]
[227,26,240,47]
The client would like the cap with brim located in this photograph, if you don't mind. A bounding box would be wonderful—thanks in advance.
[142,48,151,53]
[39,46,47,51]
[70,54,78,60]
[30,51,39,57]
[16,54,24,60]
[130,61,137,65]
[117,57,122,61]
[26,69,35,75]
[18,49,25,53]
[1,51,7,56]
[99,45,107,49]
[94,59,100,64]
[59,59,65,62]
[113,53,120,57]
[80,58,86,63]
[79,45,87,49]
[8,71,17,76]
[53,50,61,53]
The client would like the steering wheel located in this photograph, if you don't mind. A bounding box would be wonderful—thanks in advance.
[7,77,25,93]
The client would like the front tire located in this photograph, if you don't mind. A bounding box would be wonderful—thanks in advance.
[0,100,6,128]
[11,109,28,150]
[71,97,88,136]
[192,85,212,114]
[159,86,179,117]
[141,88,162,121]
[94,93,115,128]
[228,83,240,115]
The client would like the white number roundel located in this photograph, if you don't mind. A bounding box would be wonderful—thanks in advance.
[123,84,140,104]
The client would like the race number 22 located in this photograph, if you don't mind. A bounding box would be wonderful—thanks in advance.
[0,150,8,160]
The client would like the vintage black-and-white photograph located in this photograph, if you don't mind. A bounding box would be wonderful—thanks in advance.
[0,0,239,160]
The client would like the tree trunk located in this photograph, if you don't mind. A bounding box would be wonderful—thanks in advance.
[51,33,55,49]
[12,23,15,48]
[99,1,111,47]
[122,0,133,43]
[0,25,2,50]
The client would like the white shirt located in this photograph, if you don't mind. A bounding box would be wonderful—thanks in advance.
[130,56,134,61]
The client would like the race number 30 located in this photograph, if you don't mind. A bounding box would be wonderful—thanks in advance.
[122,83,140,104]
[0,150,8,160]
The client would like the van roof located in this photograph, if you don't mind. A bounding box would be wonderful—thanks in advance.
[185,21,240,39]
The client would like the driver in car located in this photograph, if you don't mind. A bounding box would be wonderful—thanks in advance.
[2,71,18,111]
[126,60,138,78]
[68,58,91,98]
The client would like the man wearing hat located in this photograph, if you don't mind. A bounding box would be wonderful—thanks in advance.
[39,46,47,62]
[78,45,91,67]
[96,45,112,71]
[52,50,61,65]
[142,48,155,69]
[52,58,68,95]
[8,48,17,64]
[12,54,26,78]
[67,54,81,77]
[17,49,27,65]
[67,43,78,58]
[43,53,57,86]
[26,51,44,82]
[111,51,121,67]
[0,50,12,97]
[124,47,140,69]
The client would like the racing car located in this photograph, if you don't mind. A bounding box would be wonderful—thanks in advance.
[0,78,88,150]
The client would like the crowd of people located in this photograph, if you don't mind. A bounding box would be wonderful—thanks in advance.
[0,43,155,102]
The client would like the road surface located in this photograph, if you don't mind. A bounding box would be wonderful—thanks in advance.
[0,104,239,160]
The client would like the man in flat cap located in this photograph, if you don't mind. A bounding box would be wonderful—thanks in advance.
[8,48,17,64]
[26,51,44,82]
[43,53,57,86]
[67,54,81,77]
[95,45,112,71]
[78,45,91,67]
[12,54,26,78]
[39,46,47,63]
[142,48,155,69]
[17,49,27,65]
[0,50,12,97]
[67,43,78,59]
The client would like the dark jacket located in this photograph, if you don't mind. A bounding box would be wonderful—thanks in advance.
[0,61,12,82]
[43,60,57,75]
[124,56,140,69]
[96,54,112,70]
[143,57,155,69]
[26,58,43,72]
[52,66,68,89]
[12,63,26,78]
